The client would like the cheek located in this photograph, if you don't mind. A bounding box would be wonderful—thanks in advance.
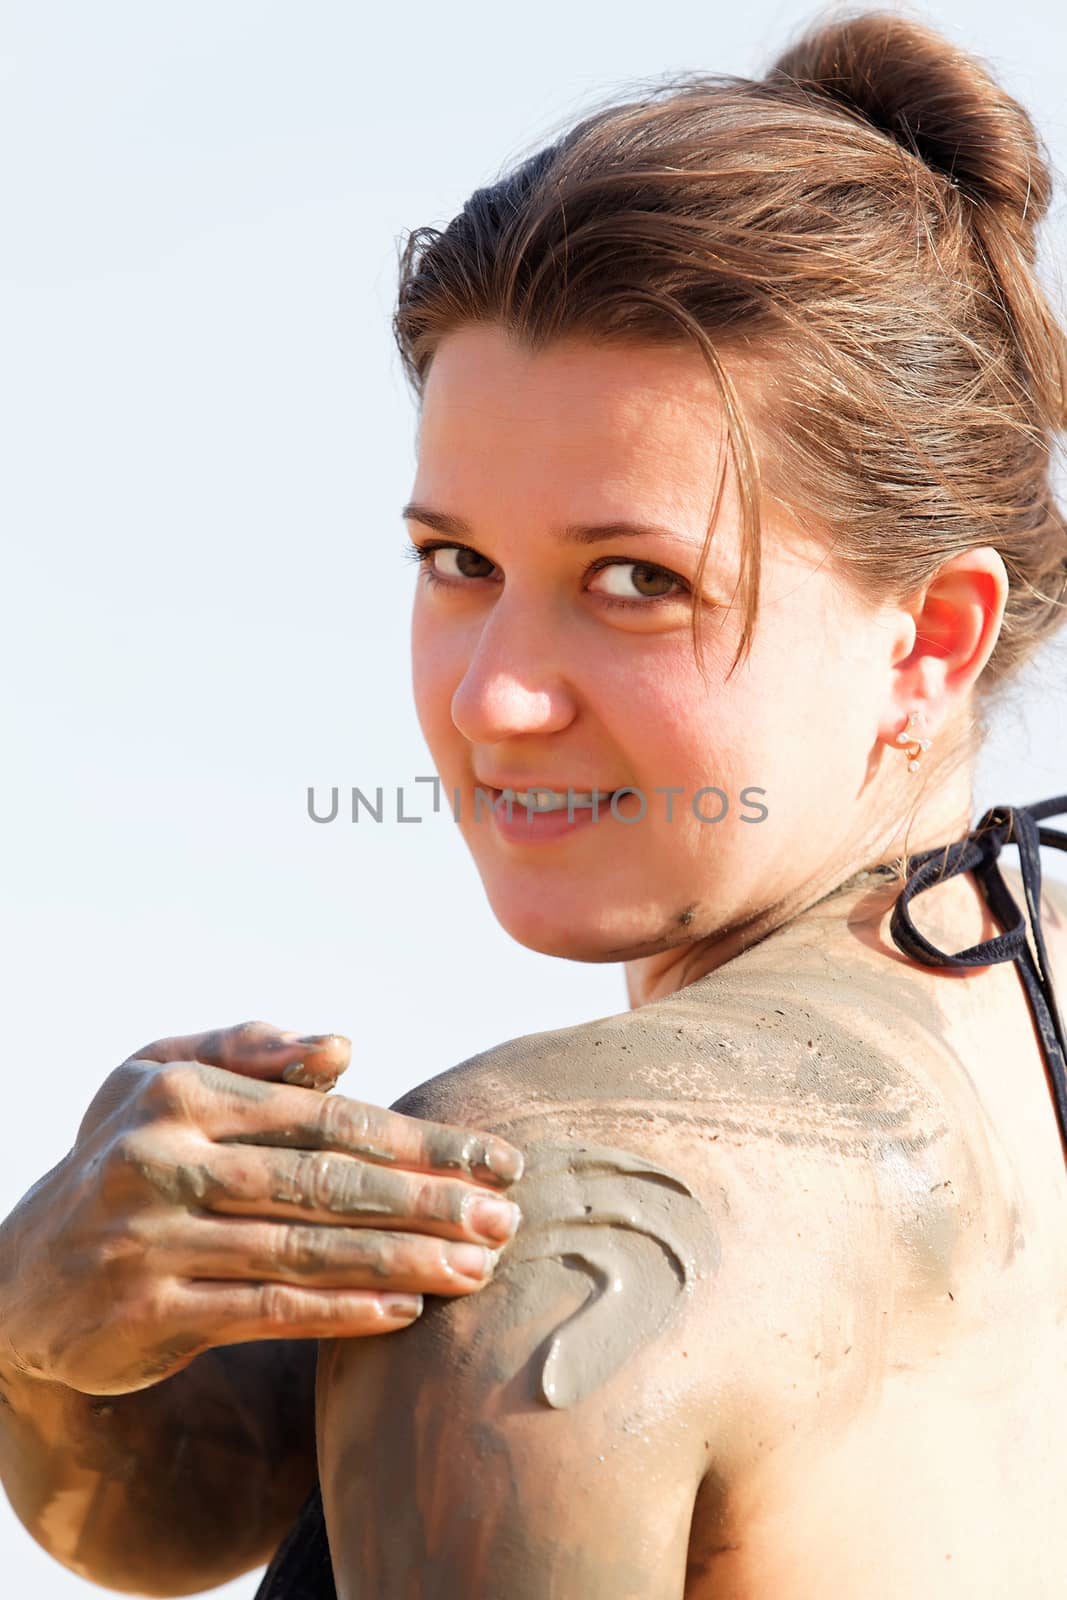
[615,641,817,811]
[600,650,760,777]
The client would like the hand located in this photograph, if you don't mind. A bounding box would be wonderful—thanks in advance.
[0,1020,524,1395]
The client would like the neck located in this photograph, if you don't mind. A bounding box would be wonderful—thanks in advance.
[624,767,976,1009]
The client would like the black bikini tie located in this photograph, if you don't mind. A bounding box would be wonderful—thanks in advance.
[888,795,1067,1163]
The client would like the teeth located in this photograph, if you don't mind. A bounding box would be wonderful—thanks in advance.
[509,788,609,811]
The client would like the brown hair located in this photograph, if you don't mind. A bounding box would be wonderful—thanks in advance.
[393,7,1067,762]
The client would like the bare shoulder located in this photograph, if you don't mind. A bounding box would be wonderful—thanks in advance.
[393,943,951,1172]
[395,931,961,1218]
[388,947,963,1461]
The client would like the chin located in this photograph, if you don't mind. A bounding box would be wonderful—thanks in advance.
[505,926,631,963]
[485,889,672,965]
[480,891,609,962]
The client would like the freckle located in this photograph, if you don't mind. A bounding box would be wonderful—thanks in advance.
[678,908,694,926]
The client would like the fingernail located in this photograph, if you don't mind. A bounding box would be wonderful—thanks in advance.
[298,1034,336,1046]
[382,1294,423,1319]
[449,1243,494,1279]
[282,1061,318,1086]
[473,1140,525,1185]
[468,1197,522,1243]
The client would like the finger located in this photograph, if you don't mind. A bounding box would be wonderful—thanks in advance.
[127,1020,351,1091]
[155,1140,523,1246]
[170,1215,497,1294]
[130,1287,426,1378]
[196,1074,523,1188]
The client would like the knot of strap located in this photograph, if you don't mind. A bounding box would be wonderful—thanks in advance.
[888,794,1067,1160]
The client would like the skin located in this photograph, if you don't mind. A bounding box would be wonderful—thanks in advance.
[0,1021,524,1592]
[3,323,1059,1595]
[315,324,1067,1596]
[404,325,1008,1001]
[321,867,1067,1598]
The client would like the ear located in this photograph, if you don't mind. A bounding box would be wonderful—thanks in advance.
[879,546,1009,743]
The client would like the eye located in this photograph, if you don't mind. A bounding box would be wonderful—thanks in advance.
[401,539,692,609]
[586,558,690,606]
[402,540,498,588]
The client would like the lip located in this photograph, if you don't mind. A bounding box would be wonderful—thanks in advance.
[475,784,623,845]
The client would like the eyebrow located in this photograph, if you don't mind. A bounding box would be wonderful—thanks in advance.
[401,502,688,547]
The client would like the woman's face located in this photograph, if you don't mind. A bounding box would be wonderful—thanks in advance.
[407,323,894,965]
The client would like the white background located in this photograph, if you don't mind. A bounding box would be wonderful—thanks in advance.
[2,2,1065,1594]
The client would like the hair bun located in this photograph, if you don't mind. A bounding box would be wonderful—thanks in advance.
[764,9,1052,244]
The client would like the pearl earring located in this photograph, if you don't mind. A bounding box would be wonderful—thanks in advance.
[895,709,932,773]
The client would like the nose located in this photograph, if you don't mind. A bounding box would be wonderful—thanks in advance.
[449,597,578,745]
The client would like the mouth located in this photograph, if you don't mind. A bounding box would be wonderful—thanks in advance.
[483,785,621,813]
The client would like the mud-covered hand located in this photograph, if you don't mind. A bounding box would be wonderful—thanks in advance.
[0,1019,523,1396]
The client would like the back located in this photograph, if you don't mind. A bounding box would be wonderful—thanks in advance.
[313,864,1067,1595]
[680,863,1067,1596]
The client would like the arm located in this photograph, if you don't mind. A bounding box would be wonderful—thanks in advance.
[314,989,936,1598]
[0,1336,318,1597]
[0,1017,526,1594]
[316,1137,717,1598]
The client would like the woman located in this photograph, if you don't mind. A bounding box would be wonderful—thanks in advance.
[4,7,1067,1595]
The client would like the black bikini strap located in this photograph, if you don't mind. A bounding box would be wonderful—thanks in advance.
[888,795,1067,1164]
